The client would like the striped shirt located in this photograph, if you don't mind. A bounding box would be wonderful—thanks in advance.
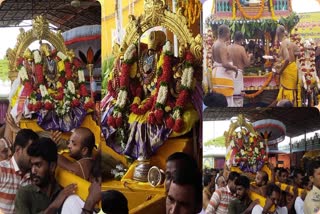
[0,156,31,214]
[206,185,236,214]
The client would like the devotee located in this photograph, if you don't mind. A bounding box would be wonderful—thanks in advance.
[228,175,257,214]
[251,170,269,197]
[203,173,215,210]
[0,138,11,161]
[203,92,228,109]
[251,183,288,214]
[166,169,202,214]
[210,24,238,107]
[294,176,312,214]
[101,190,128,214]
[206,171,240,214]
[293,169,305,188]
[216,175,227,190]
[228,31,252,107]
[164,152,198,194]
[274,25,298,106]
[0,129,38,214]
[278,168,289,184]
[15,137,77,214]
[304,160,320,214]
[54,127,96,181]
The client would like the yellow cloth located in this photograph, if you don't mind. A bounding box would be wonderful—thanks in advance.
[211,63,234,97]
[277,62,298,105]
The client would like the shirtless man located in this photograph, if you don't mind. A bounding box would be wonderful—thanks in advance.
[250,170,269,197]
[228,31,252,107]
[275,25,298,106]
[54,127,96,181]
[210,24,238,107]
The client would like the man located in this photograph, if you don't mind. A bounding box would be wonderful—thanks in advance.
[206,171,240,214]
[294,176,312,214]
[304,160,320,214]
[228,175,257,214]
[164,152,198,194]
[15,137,77,214]
[278,168,289,184]
[293,169,304,188]
[251,183,288,214]
[55,127,96,181]
[275,25,298,106]
[166,169,202,214]
[251,170,269,196]
[0,129,38,214]
[228,31,252,107]
[210,24,238,107]
[0,138,11,161]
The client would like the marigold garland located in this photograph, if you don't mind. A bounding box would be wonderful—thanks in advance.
[244,72,273,98]
[269,0,276,20]
[236,0,265,20]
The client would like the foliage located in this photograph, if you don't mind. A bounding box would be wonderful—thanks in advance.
[0,59,9,81]
[204,135,225,147]
[208,12,300,38]
[101,56,115,97]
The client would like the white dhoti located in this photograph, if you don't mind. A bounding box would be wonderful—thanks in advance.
[233,69,244,107]
[211,62,235,107]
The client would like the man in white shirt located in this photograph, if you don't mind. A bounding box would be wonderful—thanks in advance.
[251,183,288,214]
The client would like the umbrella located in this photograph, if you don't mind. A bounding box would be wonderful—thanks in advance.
[253,119,286,145]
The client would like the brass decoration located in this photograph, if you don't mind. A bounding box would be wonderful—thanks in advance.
[224,114,256,148]
[7,16,68,81]
[120,0,202,60]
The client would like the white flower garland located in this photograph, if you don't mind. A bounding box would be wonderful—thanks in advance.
[156,85,168,105]
[33,50,42,64]
[181,67,194,88]
[18,66,28,82]
[115,89,128,108]
[57,51,67,61]
[67,81,76,94]
[124,44,136,61]
[78,70,85,83]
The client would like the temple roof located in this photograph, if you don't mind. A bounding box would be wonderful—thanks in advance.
[203,107,320,138]
[0,0,100,31]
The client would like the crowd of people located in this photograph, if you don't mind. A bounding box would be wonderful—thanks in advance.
[203,163,320,214]
[206,24,301,108]
[0,111,203,214]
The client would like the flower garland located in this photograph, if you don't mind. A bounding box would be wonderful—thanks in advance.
[166,50,195,132]
[107,44,137,128]
[244,72,273,99]
[236,0,265,20]
[230,128,267,173]
[269,0,276,21]
[18,49,94,117]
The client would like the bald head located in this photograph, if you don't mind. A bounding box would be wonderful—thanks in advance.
[75,127,95,155]
[255,170,268,187]
[276,25,286,41]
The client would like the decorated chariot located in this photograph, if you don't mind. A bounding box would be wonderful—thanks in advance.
[204,0,320,106]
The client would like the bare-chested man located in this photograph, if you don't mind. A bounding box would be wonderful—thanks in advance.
[275,25,298,106]
[210,24,238,107]
[228,31,252,107]
[53,127,96,181]
[250,170,269,197]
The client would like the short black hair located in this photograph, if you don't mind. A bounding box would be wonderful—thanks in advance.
[218,24,230,38]
[101,190,128,214]
[171,168,202,209]
[301,176,310,187]
[293,169,304,177]
[27,137,57,163]
[307,160,320,177]
[235,175,250,189]
[279,168,288,176]
[203,92,228,108]
[234,31,244,42]
[228,171,240,182]
[166,152,198,171]
[14,129,38,151]
[266,183,281,197]
[203,174,212,187]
